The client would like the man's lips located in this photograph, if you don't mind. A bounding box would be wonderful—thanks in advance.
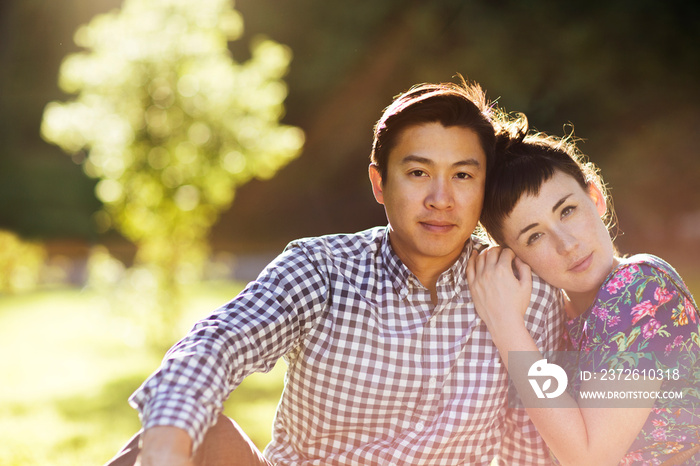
[568,253,593,272]
[419,221,457,233]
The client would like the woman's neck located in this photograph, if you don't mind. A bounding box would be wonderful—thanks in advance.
[563,290,598,318]
[564,256,621,319]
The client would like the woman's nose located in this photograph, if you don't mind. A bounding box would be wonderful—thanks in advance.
[555,230,579,255]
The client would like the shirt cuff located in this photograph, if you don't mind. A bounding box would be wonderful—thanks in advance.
[130,391,216,453]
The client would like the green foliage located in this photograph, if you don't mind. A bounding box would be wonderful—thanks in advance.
[0,230,46,293]
[40,0,304,344]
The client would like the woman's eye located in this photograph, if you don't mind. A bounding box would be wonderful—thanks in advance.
[561,205,576,217]
[526,232,542,246]
[409,170,427,177]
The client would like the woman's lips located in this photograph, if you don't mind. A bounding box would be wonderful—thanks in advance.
[568,253,593,273]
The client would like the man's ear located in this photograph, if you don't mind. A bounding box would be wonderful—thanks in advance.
[368,163,385,205]
[587,181,607,218]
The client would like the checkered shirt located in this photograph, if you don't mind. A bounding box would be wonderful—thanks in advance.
[130,226,564,465]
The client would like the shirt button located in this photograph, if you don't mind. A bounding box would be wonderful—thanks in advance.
[430,318,436,328]
[429,377,437,386]
[415,422,425,431]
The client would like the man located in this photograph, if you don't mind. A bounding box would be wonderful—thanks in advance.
[106,79,564,466]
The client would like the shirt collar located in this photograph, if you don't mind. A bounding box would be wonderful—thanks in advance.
[380,227,488,298]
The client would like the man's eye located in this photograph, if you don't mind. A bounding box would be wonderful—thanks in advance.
[455,172,472,179]
[409,170,427,177]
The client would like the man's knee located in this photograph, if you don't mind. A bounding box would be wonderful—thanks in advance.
[103,431,142,466]
[103,416,269,466]
[194,415,270,466]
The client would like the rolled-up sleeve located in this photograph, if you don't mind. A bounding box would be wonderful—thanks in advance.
[129,242,329,451]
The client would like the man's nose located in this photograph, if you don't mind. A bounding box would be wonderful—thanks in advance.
[426,178,454,210]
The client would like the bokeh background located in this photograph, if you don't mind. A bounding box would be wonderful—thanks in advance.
[1,0,698,464]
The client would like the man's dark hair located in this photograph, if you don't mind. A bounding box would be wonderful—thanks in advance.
[370,78,496,182]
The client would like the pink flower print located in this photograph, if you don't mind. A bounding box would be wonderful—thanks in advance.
[652,419,667,427]
[685,298,698,323]
[605,266,639,295]
[620,451,644,465]
[673,335,684,347]
[608,315,621,327]
[606,277,625,294]
[619,266,639,284]
[654,286,673,305]
[651,428,667,441]
[593,305,609,320]
[631,300,659,324]
[665,343,674,356]
[642,319,662,339]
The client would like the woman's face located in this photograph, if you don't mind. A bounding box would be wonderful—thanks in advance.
[500,170,616,300]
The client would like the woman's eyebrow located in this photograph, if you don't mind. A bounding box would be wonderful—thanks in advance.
[516,193,575,240]
[517,222,538,240]
[552,193,574,213]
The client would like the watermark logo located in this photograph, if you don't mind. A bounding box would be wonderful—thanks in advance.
[528,359,568,399]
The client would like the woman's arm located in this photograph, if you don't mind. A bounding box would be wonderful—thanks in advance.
[467,247,659,466]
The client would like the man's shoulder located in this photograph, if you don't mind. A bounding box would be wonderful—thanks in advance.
[285,226,387,260]
[528,270,564,318]
[530,270,560,294]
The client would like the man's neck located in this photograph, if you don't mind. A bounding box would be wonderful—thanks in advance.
[399,252,462,303]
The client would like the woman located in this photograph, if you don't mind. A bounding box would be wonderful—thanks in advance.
[467,114,700,465]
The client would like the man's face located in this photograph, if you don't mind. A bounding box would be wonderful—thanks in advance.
[369,122,487,273]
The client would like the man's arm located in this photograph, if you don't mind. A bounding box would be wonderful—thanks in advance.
[129,242,330,458]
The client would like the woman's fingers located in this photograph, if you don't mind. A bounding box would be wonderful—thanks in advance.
[466,249,477,283]
[469,247,531,289]
[513,256,532,291]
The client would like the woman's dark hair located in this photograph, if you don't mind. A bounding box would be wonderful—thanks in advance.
[480,112,612,246]
[370,78,496,182]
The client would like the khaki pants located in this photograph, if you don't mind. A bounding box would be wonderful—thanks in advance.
[104,415,273,466]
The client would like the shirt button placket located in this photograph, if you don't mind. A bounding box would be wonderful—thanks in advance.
[421,314,441,411]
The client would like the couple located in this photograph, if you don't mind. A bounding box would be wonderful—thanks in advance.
[106,78,699,465]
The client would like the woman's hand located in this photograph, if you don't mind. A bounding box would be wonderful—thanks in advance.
[466,246,532,341]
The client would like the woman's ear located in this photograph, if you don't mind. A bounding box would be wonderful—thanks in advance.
[368,163,385,205]
[587,181,607,218]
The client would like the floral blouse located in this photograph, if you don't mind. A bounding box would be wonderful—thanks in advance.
[563,254,700,465]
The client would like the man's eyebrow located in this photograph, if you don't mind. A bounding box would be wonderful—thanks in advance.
[516,193,574,240]
[454,158,482,169]
[400,154,482,168]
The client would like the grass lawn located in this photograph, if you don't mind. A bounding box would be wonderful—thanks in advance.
[0,283,284,466]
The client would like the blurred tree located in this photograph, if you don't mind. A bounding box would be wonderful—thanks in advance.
[40,0,304,344]
[0,229,46,294]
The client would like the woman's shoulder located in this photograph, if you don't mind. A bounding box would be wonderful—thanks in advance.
[618,253,678,273]
[583,253,699,354]
[602,254,689,296]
